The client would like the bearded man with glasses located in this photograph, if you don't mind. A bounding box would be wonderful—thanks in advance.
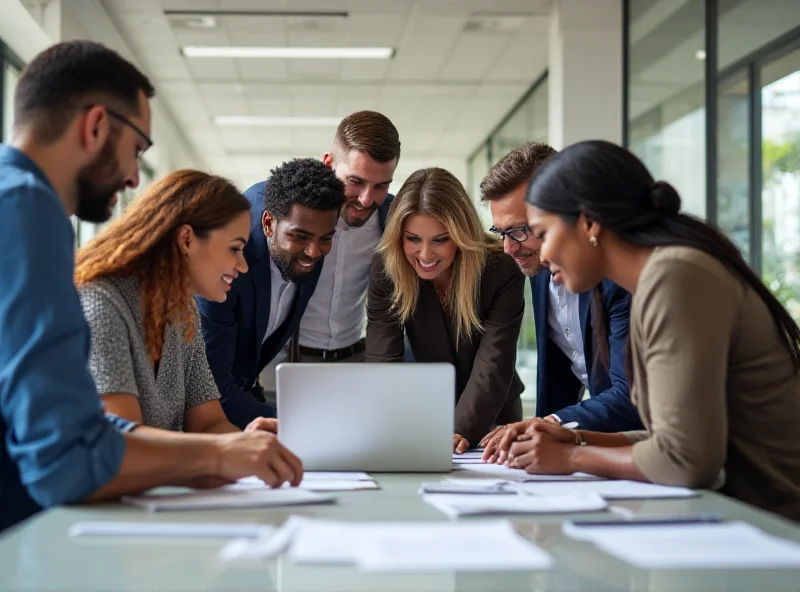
[479,143,643,453]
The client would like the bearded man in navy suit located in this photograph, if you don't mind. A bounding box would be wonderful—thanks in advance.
[479,143,643,441]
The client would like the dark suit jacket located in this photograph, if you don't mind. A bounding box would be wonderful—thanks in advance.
[366,249,525,445]
[532,271,642,431]
[196,181,323,429]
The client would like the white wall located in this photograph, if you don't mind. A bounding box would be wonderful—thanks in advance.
[548,0,623,149]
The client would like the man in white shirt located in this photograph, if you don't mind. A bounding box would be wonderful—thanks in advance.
[294,110,401,363]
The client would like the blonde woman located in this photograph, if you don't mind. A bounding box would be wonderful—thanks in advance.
[366,167,525,452]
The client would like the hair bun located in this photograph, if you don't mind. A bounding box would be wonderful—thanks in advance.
[650,181,681,215]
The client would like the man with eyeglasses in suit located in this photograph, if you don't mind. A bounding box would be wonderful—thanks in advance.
[479,143,643,445]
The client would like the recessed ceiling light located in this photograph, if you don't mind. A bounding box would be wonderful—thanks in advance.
[695,49,707,60]
[214,116,342,127]
[182,46,393,59]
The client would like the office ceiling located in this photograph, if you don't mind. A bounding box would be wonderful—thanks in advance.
[100,0,552,191]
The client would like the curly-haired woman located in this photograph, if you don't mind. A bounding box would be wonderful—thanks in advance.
[75,169,284,440]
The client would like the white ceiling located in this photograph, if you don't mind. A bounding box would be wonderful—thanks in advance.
[99,0,552,192]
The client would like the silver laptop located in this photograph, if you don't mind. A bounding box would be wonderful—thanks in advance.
[276,363,454,472]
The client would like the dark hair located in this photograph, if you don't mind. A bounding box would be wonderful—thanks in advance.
[332,110,401,164]
[480,142,556,202]
[526,139,800,377]
[14,41,155,143]
[263,158,346,220]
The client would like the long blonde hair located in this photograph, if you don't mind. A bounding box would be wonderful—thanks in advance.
[378,167,502,344]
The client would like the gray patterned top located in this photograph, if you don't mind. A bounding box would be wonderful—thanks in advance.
[78,276,220,431]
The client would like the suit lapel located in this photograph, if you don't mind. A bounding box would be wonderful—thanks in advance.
[418,281,458,365]
[533,271,550,355]
[578,290,592,381]
[253,253,272,364]
[579,290,590,340]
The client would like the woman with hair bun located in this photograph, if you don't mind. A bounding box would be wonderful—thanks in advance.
[489,140,800,520]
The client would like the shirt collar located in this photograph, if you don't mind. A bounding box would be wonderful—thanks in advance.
[0,144,57,193]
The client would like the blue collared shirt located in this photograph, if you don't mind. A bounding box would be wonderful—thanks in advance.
[0,144,129,533]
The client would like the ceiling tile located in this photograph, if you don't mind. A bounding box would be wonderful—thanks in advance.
[439,32,515,81]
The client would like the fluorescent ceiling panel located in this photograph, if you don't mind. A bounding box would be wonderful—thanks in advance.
[182,46,393,59]
[214,116,342,127]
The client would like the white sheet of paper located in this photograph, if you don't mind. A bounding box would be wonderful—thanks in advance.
[422,492,608,518]
[453,450,483,465]
[357,520,554,573]
[565,521,800,569]
[232,473,377,492]
[68,521,274,538]
[219,516,305,561]
[299,472,373,481]
[452,463,603,482]
[289,518,391,563]
[512,479,697,500]
[121,488,335,512]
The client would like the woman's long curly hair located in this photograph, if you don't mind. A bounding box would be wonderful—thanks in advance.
[75,169,250,363]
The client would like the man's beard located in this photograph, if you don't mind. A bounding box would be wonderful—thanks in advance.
[340,199,378,228]
[75,137,126,223]
[268,238,316,284]
[515,249,543,277]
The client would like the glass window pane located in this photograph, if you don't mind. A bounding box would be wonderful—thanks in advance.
[761,47,800,323]
[719,0,800,71]
[526,78,548,143]
[717,73,751,261]
[491,101,528,162]
[627,0,706,218]
[467,144,492,227]
[3,61,20,143]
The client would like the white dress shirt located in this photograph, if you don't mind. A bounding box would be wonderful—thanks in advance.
[298,214,381,350]
[262,258,298,344]
[547,276,589,390]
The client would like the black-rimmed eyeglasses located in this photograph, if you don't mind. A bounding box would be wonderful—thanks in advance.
[489,225,528,243]
[85,105,154,158]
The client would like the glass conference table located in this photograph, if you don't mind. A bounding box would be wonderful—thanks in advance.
[1,473,799,592]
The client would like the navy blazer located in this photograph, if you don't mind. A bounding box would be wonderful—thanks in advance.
[532,271,643,432]
[197,181,321,429]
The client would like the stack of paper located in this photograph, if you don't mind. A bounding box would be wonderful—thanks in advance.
[564,521,800,569]
[512,479,697,500]
[121,487,335,511]
[452,462,603,482]
[452,450,486,465]
[222,516,554,572]
[233,472,379,492]
[69,521,274,539]
[422,491,608,518]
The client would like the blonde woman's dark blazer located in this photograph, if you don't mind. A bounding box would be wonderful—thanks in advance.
[366,249,525,445]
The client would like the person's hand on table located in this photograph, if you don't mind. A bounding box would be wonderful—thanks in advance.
[480,420,534,463]
[453,434,470,454]
[244,417,278,434]
[214,430,303,488]
[508,420,578,475]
